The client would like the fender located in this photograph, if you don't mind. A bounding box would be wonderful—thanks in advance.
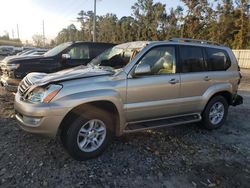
[202,83,233,106]
[53,89,126,136]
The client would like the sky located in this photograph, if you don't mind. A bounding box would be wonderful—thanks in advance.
[0,0,183,43]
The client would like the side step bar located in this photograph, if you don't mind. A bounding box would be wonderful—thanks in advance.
[124,113,201,133]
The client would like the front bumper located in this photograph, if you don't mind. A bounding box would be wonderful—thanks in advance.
[232,94,243,106]
[14,92,70,137]
[0,75,20,92]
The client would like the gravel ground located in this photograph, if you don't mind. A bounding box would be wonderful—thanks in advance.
[0,70,249,188]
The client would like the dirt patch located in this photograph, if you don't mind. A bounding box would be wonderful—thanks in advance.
[0,70,249,187]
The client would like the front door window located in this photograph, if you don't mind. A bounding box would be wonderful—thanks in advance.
[137,46,176,75]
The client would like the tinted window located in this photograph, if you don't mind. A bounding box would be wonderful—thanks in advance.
[137,46,176,75]
[67,45,90,59]
[44,42,71,57]
[206,48,231,71]
[91,44,114,57]
[180,46,205,73]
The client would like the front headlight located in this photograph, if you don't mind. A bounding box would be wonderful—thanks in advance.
[27,84,62,103]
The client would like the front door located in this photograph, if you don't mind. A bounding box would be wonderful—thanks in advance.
[126,45,181,122]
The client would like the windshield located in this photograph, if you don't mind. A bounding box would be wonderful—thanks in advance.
[89,44,143,70]
[44,42,72,57]
[21,50,36,56]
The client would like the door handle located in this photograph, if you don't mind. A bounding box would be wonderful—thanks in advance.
[169,78,179,84]
[204,76,211,81]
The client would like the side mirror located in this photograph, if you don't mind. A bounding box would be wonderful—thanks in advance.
[134,63,151,75]
[62,54,71,59]
[61,54,71,65]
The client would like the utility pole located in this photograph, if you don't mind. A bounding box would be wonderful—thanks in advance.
[16,24,20,39]
[42,20,45,47]
[93,0,96,42]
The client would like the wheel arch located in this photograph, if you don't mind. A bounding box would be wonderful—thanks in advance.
[203,83,234,106]
[58,100,123,138]
[206,91,233,107]
[202,90,232,115]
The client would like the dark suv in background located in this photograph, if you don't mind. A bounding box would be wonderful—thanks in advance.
[0,42,115,91]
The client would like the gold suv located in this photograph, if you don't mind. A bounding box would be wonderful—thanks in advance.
[14,39,243,160]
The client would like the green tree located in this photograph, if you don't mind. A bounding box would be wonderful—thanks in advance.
[180,0,212,39]
[216,0,237,46]
[132,0,166,40]
[77,10,95,41]
[97,14,118,42]
[116,16,136,42]
[233,0,250,48]
[163,6,184,39]
[54,0,250,49]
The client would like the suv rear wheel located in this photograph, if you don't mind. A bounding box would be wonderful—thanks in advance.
[201,95,229,130]
[63,108,114,160]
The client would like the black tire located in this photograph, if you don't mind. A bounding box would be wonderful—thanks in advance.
[63,107,114,161]
[201,95,229,130]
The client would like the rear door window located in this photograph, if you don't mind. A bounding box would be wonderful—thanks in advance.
[206,48,231,71]
[179,46,206,73]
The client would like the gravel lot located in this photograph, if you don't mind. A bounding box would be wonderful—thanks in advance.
[0,69,249,188]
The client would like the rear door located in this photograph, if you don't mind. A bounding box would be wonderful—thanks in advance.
[178,45,213,114]
[126,45,181,122]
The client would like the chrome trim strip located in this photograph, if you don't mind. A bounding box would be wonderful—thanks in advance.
[123,117,201,133]
[127,113,200,125]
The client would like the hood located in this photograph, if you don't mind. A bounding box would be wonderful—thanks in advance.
[2,55,44,64]
[26,65,113,86]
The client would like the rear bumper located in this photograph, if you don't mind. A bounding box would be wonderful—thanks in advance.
[0,75,20,92]
[232,94,243,106]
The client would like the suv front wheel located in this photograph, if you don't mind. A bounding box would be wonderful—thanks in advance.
[64,108,114,161]
[201,95,229,130]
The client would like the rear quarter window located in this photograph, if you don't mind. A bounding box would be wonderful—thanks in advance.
[206,48,231,71]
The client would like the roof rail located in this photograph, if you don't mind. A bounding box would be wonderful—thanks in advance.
[169,38,224,47]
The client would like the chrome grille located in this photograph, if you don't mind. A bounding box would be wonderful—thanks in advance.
[18,77,33,96]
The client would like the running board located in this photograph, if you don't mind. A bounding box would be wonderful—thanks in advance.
[124,113,201,133]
